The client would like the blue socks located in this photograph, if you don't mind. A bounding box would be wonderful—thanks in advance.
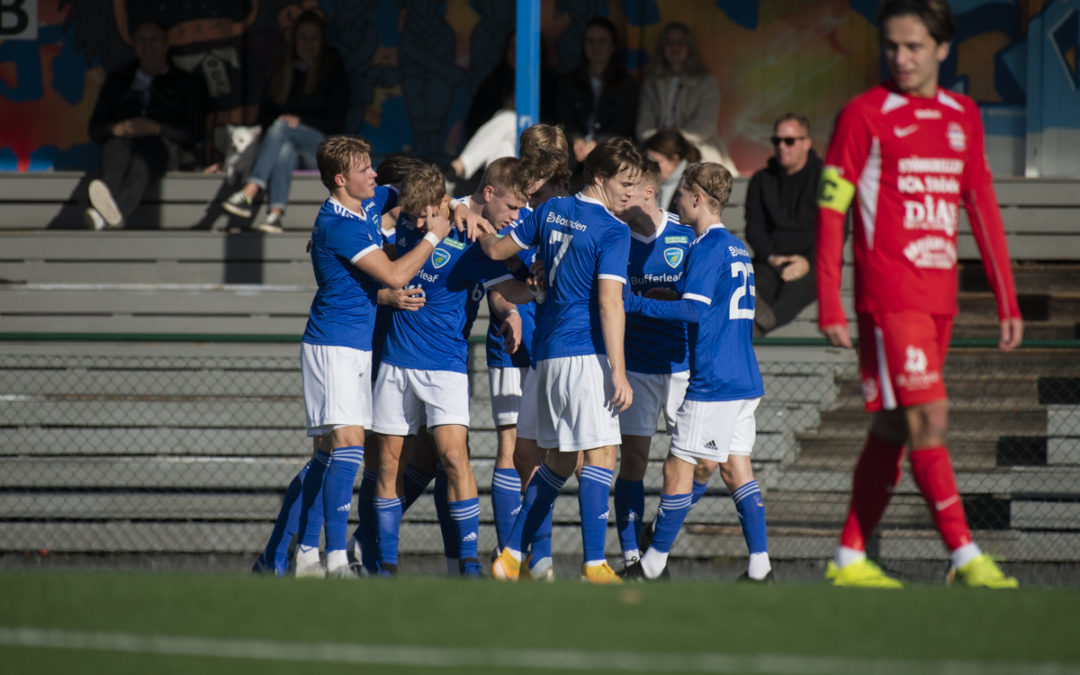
[507,463,566,554]
[491,468,522,550]
[297,451,331,549]
[650,492,693,554]
[258,459,310,575]
[375,496,403,566]
[732,480,768,555]
[323,446,363,558]
[691,479,708,507]
[434,463,458,563]
[448,497,481,562]
[579,466,614,565]
[403,463,435,512]
[354,468,379,572]
[614,477,644,558]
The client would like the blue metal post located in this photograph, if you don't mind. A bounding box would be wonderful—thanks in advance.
[515,0,541,153]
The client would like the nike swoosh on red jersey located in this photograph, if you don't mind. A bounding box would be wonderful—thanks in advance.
[894,124,918,137]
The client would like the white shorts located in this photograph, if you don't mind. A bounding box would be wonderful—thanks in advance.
[516,367,538,441]
[535,355,622,452]
[670,397,760,464]
[619,370,690,437]
[300,343,373,437]
[370,364,470,436]
[488,366,529,427]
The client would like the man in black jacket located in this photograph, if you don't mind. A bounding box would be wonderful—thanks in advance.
[744,113,822,335]
[85,21,206,230]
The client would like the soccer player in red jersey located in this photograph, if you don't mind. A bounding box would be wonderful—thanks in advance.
[816,0,1023,588]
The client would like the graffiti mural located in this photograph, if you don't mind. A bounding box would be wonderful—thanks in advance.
[0,0,1077,175]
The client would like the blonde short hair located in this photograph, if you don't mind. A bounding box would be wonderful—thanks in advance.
[316,135,372,191]
[682,162,733,215]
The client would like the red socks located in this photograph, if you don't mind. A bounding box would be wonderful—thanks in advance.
[839,433,905,551]
[909,445,972,551]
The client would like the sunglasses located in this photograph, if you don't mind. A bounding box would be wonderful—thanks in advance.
[771,136,806,147]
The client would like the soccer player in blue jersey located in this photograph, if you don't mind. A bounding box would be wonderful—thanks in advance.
[371,163,533,577]
[613,160,695,569]
[482,137,644,584]
[620,162,772,582]
[483,150,573,573]
[259,136,456,579]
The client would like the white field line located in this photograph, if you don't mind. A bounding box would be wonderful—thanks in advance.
[0,627,1077,674]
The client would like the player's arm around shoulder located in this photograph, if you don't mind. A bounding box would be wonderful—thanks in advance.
[355,206,452,289]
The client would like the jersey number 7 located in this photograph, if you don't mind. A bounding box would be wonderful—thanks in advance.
[547,231,574,288]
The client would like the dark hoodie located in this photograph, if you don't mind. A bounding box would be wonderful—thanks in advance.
[744,149,823,264]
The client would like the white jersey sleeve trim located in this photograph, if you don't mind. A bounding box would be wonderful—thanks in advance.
[597,273,627,284]
[683,292,712,306]
[508,229,529,249]
[351,244,380,263]
[482,273,515,290]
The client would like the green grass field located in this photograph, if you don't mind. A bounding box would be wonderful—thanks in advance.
[2,571,1078,674]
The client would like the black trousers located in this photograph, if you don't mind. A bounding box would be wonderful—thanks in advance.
[752,259,817,330]
[98,136,177,219]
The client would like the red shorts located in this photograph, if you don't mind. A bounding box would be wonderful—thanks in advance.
[856,311,952,412]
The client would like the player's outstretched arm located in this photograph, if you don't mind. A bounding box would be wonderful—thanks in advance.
[599,278,632,413]
[480,232,525,262]
[356,205,452,289]
[624,293,704,323]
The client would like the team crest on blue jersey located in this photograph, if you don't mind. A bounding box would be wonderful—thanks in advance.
[664,247,684,269]
[431,248,451,269]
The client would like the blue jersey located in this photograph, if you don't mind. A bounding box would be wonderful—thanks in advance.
[487,220,537,369]
[371,218,398,370]
[509,194,630,361]
[680,225,764,401]
[381,217,515,373]
[625,212,694,374]
[302,187,398,349]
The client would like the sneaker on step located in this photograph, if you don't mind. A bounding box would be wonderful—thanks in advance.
[88,179,123,227]
[947,554,1018,589]
[490,548,521,581]
[84,207,106,231]
[222,190,254,218]
[581,561,623,584]
[254,211,284,233]
[825,559,902,588]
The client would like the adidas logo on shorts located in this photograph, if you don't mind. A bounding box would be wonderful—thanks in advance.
[704,440,718,450]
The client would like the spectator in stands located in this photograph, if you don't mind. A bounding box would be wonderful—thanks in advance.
[84,21,206,230]
[636,22,736,176]
[222,11,347,233]
[744,113,823,336]
[555,17,638,185]
[643,129,701,213]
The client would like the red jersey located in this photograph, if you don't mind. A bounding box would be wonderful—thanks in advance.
[816,82,1019,328]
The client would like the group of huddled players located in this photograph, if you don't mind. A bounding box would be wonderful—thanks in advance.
[249,121,772,584]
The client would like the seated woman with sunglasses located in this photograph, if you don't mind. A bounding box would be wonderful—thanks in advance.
[744,113,824,336]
